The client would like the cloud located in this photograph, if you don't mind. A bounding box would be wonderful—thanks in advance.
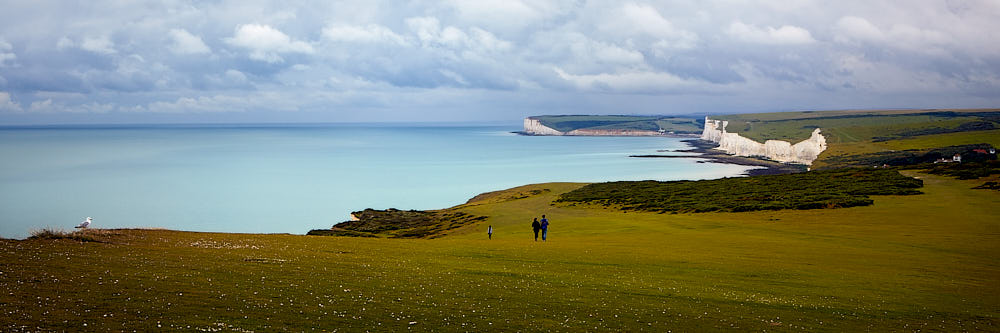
[0,38,15,67]
[834,16,956,57]
[402,16,513,59]
[28,99,55,112]
[76,54,166,92]
[835,16,884,42]
[56,37,74,50]
[143,92,301,113]
[322,24,407,45]
[146,95,246,113]
[726,21,816,45]
[225,24,314,63]
[554,67,711,94]
[604,3,697,49]
[1,1,999,121]
[584,39,644,65]
[0,91,24,112]
[200,69,253,89]
[169,29,211,55]
[80,36,117,54]
[442,0,568,34]
[77,102,115,113]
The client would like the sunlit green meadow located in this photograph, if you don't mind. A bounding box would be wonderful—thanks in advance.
[2,171,997,331]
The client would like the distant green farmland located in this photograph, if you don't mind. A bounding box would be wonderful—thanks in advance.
[531,115,703,134]
[713,109,1000,143]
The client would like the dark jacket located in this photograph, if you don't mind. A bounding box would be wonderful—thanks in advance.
[531,221,541,230]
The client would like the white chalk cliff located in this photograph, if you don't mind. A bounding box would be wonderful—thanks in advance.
[523,118,564,135]
[701,117,827,165]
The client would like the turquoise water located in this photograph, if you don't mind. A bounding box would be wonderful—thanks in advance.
[0,124,751,239]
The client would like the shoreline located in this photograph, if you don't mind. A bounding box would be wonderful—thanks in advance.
[512,130,802,176]
[631,139,807,176]
[511,131,701,138]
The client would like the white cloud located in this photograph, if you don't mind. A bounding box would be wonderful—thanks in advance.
[835,16,956,57]
[322,24,407,45]
[606,3,697,48]
[225,24,314,63]
[467,27,512,53]
[144,92,302,114]
[147,95,243,113]
[202,69,253,89]
[835,16,884,43]
[439,69,469,86]
[80,36,117,54]
[443,0,566,33]
[587,40,644,65]
[406,17,443,46]
[0,91,24,112]
[0,38,15,67]
[28,99,55,112]
[169,29,211,55]
[56,37,74,50]
[405,17,512,55]
[77,102,114,113]
[225,69,248,83]
[554,67,704,93]
[726,21,816,45]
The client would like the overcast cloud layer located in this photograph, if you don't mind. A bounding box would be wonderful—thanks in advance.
[1,0,999,124]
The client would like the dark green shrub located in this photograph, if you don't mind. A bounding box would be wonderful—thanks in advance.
[556,168,922,213]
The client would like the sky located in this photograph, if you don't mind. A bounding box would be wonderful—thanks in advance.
[1,0,999,124]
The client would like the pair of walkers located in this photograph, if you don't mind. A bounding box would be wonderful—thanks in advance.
[531,215,550,241]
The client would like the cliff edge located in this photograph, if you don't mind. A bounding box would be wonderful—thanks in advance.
[523,117,564,135]
[701,117,827,165]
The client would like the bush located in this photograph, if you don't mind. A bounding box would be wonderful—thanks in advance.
[556,168,922,214]
[28,228,100,242]
[923,160,1000,180]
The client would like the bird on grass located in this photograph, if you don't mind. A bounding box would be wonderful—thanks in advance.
[75,217,92,229]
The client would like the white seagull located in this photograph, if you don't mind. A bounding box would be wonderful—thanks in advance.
[75,217,92,229]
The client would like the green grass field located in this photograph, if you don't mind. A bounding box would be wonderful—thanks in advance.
[2,171,997,331]
[715,111,998,143]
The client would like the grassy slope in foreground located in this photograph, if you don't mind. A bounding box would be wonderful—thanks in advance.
[2,173,998,331]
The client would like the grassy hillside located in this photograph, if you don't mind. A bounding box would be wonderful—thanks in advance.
[3,172,998,331]
[532,115,703,134]
[819,144,997,170]
[713,109,999,143]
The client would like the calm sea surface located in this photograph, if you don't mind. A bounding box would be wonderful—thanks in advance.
[0,124,752,239]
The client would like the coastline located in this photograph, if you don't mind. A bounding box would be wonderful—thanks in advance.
[511,131,701,138]
[631,139,807,176]
[512,130,801,176]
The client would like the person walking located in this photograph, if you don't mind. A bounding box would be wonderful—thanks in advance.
[531,218,541,241]
[540,215,549,241]
[487,225,493,239]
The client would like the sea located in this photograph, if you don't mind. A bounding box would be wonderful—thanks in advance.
[0,123,753,239]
